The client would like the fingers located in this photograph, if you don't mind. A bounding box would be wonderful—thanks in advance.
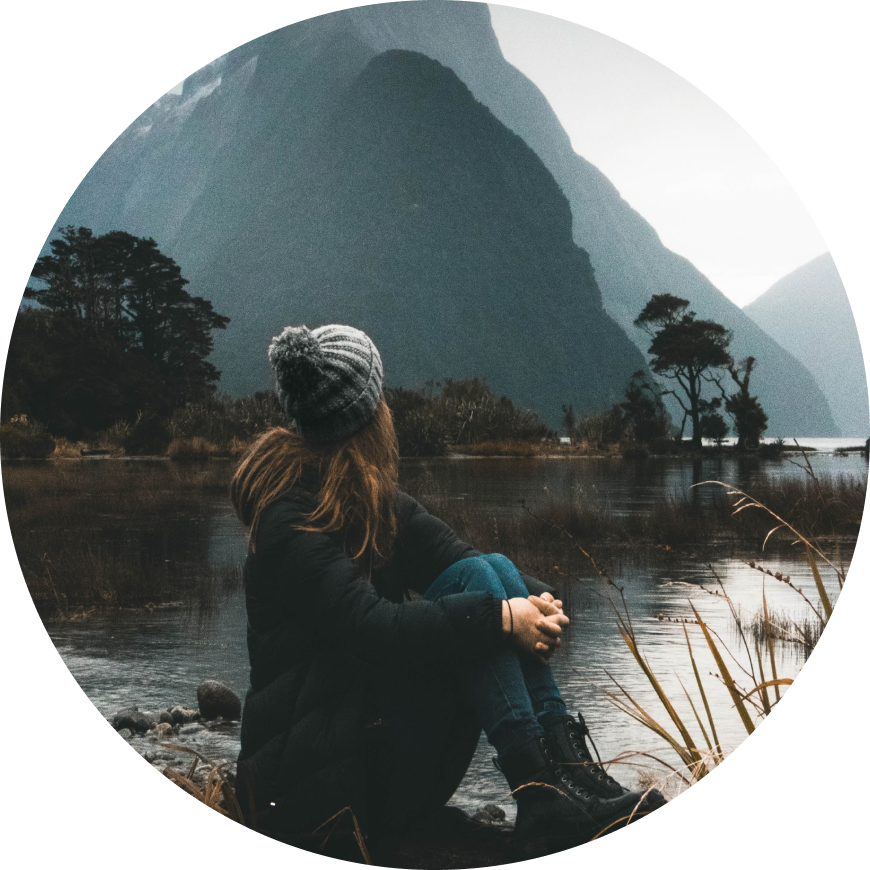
[528,595,557,615]
[534,638,560,663]
[535,638,561,653]
[536,613,568,637]
[540,594,564,611]
[529,595,567,619]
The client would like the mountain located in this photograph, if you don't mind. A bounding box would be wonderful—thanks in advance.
[51,1,837,435]
[744,254,868,436]
[189,48,651,422]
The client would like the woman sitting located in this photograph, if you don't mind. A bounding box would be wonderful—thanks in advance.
[231,324,663,849]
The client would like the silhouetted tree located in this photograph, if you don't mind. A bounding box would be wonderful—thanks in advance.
[724,356,768,449]
[699,409,729,447]
[6,226,229,437]
[635,294,733,448]
[561,404,576,440]
[619,371,671,443]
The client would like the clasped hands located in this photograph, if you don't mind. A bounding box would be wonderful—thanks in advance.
[501,592,568,665]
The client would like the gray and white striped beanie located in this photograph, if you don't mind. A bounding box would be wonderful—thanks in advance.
[268,324,384,442]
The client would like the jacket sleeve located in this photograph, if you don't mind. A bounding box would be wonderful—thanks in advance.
[256,494,504,667]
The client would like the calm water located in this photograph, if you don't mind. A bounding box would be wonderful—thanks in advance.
[42,449,864,817]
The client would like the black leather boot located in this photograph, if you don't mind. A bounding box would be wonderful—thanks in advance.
[496,734,657,842]
[545,712,667,809]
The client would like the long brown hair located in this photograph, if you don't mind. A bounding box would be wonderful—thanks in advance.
[230,399,399,568]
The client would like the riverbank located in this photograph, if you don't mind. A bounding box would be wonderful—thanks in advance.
[5,422,867,462]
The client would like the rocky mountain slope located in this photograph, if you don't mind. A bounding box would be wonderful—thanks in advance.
[744,253,868,436]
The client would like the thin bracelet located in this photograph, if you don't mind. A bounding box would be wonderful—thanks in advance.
[507,600,514,636]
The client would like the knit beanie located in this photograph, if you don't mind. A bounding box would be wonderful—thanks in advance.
[268,324,384,442]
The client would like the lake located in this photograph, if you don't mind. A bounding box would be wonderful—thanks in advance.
[30,446,864,819]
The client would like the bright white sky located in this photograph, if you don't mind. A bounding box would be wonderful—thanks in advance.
[489,4,828,307]
[98,3,831,309]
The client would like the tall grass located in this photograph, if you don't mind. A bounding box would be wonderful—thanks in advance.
[537,473,848,795]
[408,458,856,798]
[2,461,241,616]
[167,392,286,448]
[0,415,55,458]
[160,745,245,823]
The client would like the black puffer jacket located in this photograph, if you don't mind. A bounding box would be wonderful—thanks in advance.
[235,483,553,839]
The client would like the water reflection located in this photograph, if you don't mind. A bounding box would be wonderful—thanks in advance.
[31,455,859,815]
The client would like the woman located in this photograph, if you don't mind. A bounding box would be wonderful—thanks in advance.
[231,324,663,849]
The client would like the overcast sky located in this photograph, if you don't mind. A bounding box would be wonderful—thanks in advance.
[489,4,828,307]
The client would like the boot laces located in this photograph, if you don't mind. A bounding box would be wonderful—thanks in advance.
[542,736,597,801]
[569,713,617,787]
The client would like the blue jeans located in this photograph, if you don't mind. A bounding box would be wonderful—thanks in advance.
[423,553,567,758]
[362,554,569,831]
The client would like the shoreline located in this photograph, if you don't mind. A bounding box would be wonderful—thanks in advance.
[4,442,868,462]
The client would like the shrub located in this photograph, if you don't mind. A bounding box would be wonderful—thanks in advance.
[386,380,546,455]
[569,406,625,446]
[393,410,449,457]
[758,439,785,458]
[100,419,132,449]
[124,412,172,456]
[51,437,84,459]
[0,416,56,459]
[168,392,284,447]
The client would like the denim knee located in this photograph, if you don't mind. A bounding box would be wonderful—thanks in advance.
[424,555,507,601]
[481,553,529,599]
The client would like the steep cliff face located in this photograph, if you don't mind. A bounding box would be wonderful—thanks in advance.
[189,49,647,421]
[745,254,869,436]
[53,1,837,434]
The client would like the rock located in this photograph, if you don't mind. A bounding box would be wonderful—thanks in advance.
[152,722,173,739]
[179,722,205,735]
[111,706,139,729]
[471,804,507,826]
[197,680,241,721]
[115,710,153,733]
[117,728,133,740]
[158,711,175,725]
[169,705,199,725]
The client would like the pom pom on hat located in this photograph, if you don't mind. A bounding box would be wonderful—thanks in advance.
[268,324,384,441]
[268,326,325,405]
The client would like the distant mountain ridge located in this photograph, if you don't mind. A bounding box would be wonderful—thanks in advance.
[744,254,868,436]
[51,1,838,435]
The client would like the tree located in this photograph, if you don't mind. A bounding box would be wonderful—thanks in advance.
[561,403,576,440]
[9,226,229,436]
[635,294,733,448]
[699,409,729,447]
[619,371,671,443]
[724,356,768,449]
